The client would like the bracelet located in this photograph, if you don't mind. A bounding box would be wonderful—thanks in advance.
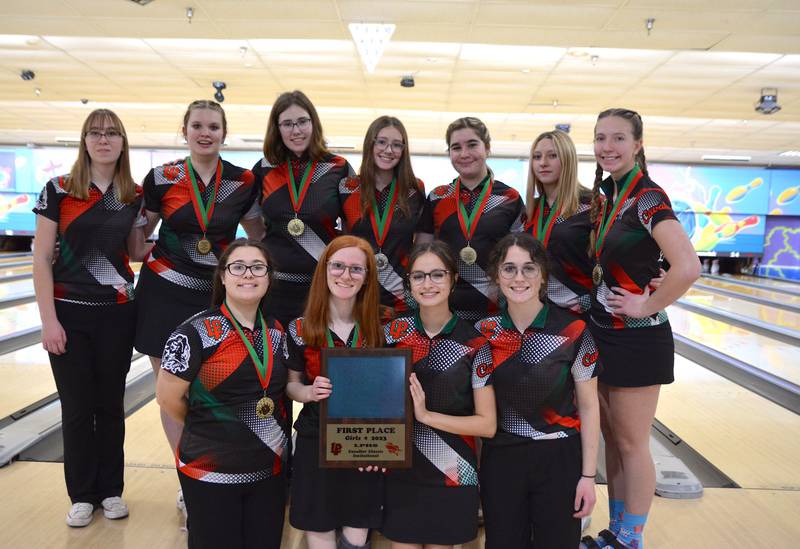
[581,474,596,479]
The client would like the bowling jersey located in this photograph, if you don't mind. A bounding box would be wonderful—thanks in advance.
[284,317,363,437]
[340,176,428,315]
[253,153,354,281]
[162,308,289,483]
[475,304,599,445]
[523,190,594,313]
[590,169,677,329]
[143,159,257,291]
[420,177,523,321]
[33,176,144,305]
[384,313,491,487]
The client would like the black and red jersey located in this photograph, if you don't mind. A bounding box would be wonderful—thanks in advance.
[475,304,599,446]
[340,176,428,316]
[523,190,594,314]
[143,159,258,292]
[253,154,354,281]
[284,317,364,437]
[33,176,143,305]
[161,307,289,483]
[384,313,491,487]
[420,178,523,321]
[591,170,677,329]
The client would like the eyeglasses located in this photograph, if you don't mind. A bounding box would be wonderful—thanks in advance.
[408,269,450,285]
[278,117,312,132]
[327,260,367,279]
[85,129,124,141]
[374,137,405,154]
[499,263,540,280]
[226,262,270,277]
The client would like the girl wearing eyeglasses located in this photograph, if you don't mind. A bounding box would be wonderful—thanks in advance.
[156,239,289,549]
[285,235,383,549]
[418,117,523,322]
[340,116,427,320]
[253,90,355,328]
[135,100,261,458]
[33,109,148,527]
[475,233,600,549]
[381,240,495,549]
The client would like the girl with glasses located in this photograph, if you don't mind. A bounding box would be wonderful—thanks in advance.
[135,100,262,458]
[340,116,428,320]
[285,235,384,549]
[156,239,289,549]
[476,233,600,549]
[418,117,523,322]
[33,109,148,527]
[253,90,355,328]
[381,241,496,549]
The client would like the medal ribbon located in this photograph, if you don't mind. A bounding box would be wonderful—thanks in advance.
[186,157,222,234]
[221,302,273,391]
[455,175,493,242]
[325,323,362,348]
[529,196,560,247]
[369,178,399,248]
[287,159,317,215]
[594,165,642,260]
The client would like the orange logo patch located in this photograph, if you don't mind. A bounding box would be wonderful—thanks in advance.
[582,350,598,367]
[203,318,223,340]
[389,319,409,340]
[479,320,498,339]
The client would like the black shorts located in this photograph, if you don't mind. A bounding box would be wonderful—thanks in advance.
[381,479,479,545]
[134,264,211,357]
[480,436,582,549]
[289,434,383,532]
[589,320,674,387]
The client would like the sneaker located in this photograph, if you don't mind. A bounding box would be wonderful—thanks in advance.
[101,496,129,520]
[66,502,94,528]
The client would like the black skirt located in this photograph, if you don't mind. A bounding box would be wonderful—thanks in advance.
[589,320,674,387]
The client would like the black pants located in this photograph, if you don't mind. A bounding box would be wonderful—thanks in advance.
[480,436,582,549]
[179,472,287,549]
[49,300,136,504]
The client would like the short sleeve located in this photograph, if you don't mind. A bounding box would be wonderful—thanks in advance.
[284,318,306,374]
[161,323,203,382]
[636,188,676,235]
[142,168,160,213]
[571,329,599,382]
[32,179,60,222]
[471,342,494,389]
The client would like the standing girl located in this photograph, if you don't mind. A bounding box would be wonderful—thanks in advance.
[382,241,496,548]
[419,117,523,322]
[587,108,700,549]
[285,235,384,549]
[340,116,427,319]
[33,109,147,527]
[253,90,355,327]
[157,239,289,549]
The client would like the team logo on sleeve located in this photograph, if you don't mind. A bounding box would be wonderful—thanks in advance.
[475,362,495,378]
[640,202,670,225]
[203,318,223,340]
[388,319,410,340]
[479,320,498,339]
[162,333,191,374]
[163,165,181,181]
[35,187,48,210]
[581,350,599,367]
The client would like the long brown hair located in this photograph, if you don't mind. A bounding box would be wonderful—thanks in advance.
[589,108,648,252]
[525,130,581,220]
[66,109,136,203]
[263,90,329,165]
[211,238,274,309]
[487,233,549,301]
[357,116,419,217]
[302,236,383,348]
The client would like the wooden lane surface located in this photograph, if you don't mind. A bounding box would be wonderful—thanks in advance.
[732,274,800,292]
[659,355,800,490]
[683,288,800,331]
[0,264,32,278]
[699,277,800,305]
[0,345,55,418]
[668,306,800,385]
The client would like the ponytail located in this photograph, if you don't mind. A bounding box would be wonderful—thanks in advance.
[588,162,604,254]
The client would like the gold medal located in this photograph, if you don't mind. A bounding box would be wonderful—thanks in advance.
[592,264,603,286]
[256,396,274,419]
[287,217,305,236]
[375,252,389,270]
[460,245,478,265]
[196,238,212,255]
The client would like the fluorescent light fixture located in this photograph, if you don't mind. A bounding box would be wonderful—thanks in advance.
[779,150,800,157]
[701,154,751,162]
[349,23,395,73]
[55,137,81,145]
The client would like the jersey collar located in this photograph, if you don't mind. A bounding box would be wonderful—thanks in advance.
[413,309,459,337]
[499,303,549,331]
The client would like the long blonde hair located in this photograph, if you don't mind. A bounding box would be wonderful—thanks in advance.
[525,130,580,221]
[66,109,136,203]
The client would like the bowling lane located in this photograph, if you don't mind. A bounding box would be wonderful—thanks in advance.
[0,302,41,338]
[682,288,800,331]
[697,277,800,306]
[0,264,32,279]
[0,344,54,419]
[658,355,800,490]
[730,274,800,293]
[124,398,178,468]
[668,306,799,385]
[0,278,35,303]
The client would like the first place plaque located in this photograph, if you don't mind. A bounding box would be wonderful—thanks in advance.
[320,347,413,469]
